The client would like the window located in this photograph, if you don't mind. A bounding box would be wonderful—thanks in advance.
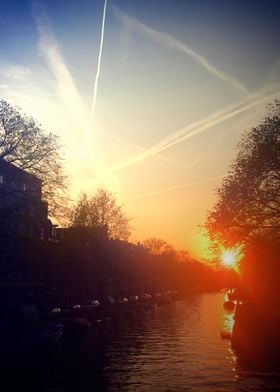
[0,174,4,184]
[23,183,27,191]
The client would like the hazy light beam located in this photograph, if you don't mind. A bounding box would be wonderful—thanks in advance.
[113,6,248,95]
[34,10,91,142]
[33,4,109,185]
[91,0,107,119]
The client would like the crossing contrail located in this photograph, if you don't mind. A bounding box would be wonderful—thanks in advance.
[125,111,257,202]
[91,0,108,119]
[112,5,248,96]
[109,84,279,173]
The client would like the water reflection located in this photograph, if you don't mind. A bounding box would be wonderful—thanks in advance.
[222,293,280,392]
[223,311,235,333]
[3,293,280,391]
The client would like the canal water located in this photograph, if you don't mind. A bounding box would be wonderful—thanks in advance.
[3,292,280,391]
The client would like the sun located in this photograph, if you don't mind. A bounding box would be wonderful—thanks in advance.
[221,250,237,267]
[219,244,244,269]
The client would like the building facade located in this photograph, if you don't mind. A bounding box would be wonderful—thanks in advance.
[0,158,52,239]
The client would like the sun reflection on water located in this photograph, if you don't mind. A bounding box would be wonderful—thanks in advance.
[224,313,235,333]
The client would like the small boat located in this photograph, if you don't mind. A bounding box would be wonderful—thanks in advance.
[157,293,172,306]
[117,297,129,305]
[36,323,64,344]
[129,295,139,303]
[231,302,280,361]
[227,288,250,303]
[220,330,232,339]
[82,299,100,312]
[23,323,64,345]
[63,317,92,339]
[139,293,152,301]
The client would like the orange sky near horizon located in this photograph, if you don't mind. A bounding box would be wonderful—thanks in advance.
[1,1,279,260]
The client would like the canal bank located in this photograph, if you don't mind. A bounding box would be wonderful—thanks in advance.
[2,292,280,391]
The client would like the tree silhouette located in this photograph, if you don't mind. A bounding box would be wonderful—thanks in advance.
[0,100,67,219]
[206,100,280,247]
[70,188,131,240]
[142,237,175,256]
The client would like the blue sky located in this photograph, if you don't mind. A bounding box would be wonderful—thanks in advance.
[0,0,279,258]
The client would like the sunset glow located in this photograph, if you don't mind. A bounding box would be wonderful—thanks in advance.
[221,250,236,267]
[220,246,244,269]
[1,1,280,390]
[0,1,279,259]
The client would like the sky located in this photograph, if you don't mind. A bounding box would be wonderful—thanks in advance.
[0,0,279,260]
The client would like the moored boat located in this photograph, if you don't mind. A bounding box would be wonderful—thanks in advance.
[23,323,64,345]
[223,300,235,311]
[231,301,280,362]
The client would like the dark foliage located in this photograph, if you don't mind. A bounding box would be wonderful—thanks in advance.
[206,100,280,247]
[0,100,68,220]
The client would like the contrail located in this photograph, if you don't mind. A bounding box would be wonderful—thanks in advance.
[158,98,267,173]
[109,84,279,173]
[126,111,257,202]
[123,111,255,202]
[126,175,226,201]
[154,89,279,151]
[91,0,108,119]
[112,5,248,95]
[33,3,108,182]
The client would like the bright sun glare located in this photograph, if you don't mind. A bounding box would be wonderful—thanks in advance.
[220,245,244,269]
[221,250,236,266]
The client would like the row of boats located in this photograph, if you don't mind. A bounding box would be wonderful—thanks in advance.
[49,291,178,318]
[17,291,180,346]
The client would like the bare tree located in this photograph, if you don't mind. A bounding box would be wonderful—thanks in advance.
[142,237,175,256]
[0,100,68,219]
[70,188,131,241]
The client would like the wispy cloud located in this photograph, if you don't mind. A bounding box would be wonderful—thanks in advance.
[33,4,91,143]
[109,84,279,173]
[126,174,226,201]
[112,5,248,95]
[91,0,108,119]
[31,3,117,194]
[0,65,32,81]
[0,60,57,112]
